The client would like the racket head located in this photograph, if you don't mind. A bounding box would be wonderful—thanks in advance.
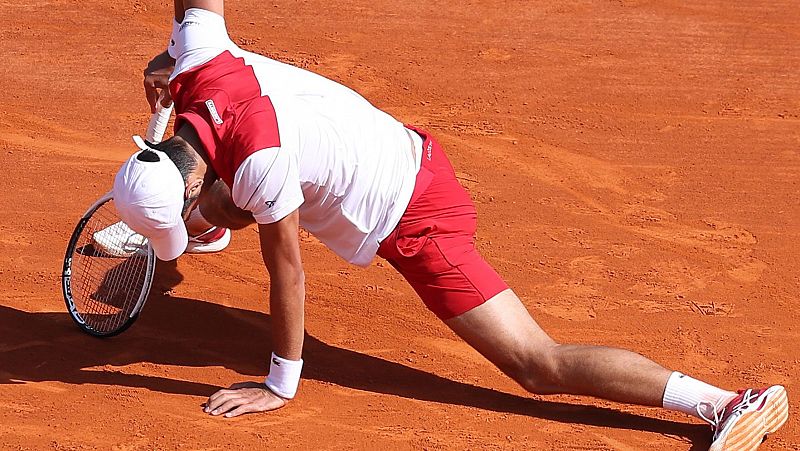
[62,193,156,337]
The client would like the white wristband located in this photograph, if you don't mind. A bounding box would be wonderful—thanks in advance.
[265,353,303,399]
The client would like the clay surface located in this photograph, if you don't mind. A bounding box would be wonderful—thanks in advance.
[1,1,797,449]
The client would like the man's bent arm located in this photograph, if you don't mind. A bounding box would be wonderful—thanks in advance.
[259,210,305,362]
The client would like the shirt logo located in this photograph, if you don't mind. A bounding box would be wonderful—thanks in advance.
[179,20,200,31]
[205,100,223,125]
[265,200,276,208]
[426,141,433,161]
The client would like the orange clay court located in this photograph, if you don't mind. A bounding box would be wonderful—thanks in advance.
[0,0,798,449]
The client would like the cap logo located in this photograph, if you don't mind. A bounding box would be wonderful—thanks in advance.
[205,100,223,125]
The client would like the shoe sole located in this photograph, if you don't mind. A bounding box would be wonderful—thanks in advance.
[710,385,789,451]
[185,229,231,254]
[92,222,147,258]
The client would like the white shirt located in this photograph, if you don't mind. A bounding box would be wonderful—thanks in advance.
[168,8,421,266]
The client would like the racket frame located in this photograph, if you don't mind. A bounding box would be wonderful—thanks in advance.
[61,191,157,337]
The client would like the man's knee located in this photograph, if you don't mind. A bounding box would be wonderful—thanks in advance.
[200,202,254,229]
[198,180,255,229]
[507,344,565,394]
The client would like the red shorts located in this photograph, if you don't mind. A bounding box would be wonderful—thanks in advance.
[377,126,508,320]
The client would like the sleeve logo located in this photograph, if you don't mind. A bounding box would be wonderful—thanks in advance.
[179,20,201,31]
[205,99,224,125]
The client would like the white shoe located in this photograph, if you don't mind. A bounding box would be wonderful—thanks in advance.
[92,221,148,257]
[186,227,231,254]
[700,385,789,451]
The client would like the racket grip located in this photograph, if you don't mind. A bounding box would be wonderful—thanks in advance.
[146,99,174,144]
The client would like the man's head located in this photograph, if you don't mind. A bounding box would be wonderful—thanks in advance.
[113,134,207,261]
[150,137,205,217]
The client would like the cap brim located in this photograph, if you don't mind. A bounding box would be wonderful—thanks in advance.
[148,222,189,261]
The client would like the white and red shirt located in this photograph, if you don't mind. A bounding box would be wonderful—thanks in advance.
[167,8,421,266]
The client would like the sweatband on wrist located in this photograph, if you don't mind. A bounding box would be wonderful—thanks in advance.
[265,353,303,399]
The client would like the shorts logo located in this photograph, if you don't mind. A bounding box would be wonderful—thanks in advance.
[426,141,433,161]
[265,200,276,208]
[205,100,223,125]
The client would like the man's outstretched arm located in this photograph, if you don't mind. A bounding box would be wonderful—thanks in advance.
[258,209,306,363]
[204,209,305,418]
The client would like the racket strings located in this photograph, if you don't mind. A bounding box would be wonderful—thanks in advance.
[71,200,150,334]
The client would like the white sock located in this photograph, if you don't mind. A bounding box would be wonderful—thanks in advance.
[662,372,737,419]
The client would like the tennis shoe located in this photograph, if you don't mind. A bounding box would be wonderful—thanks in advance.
[92,221,148,257]
[699,385,789,451]
[186,226,230,254]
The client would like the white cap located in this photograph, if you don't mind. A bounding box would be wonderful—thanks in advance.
[113,136,188,261]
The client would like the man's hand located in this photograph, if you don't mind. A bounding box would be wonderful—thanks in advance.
[204,382,288,418]
[143,50,176,113]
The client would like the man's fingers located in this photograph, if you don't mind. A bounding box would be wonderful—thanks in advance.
[160,89,173,108]
[143,70,171,113]
[204,385,288,418]
[142,51,175,114]
[206,396,239,414]
[222,392,285,417]
[144,82,159,114]
[205,389,237,412]
[210,398,244,416]
[224,403,259,418]
[207,388,233,404]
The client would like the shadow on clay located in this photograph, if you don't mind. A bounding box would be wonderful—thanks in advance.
[0,259,710,450]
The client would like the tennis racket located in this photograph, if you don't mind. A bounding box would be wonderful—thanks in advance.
[61,101,173,337]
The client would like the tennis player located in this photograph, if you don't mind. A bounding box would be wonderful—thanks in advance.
[112,1,789,448]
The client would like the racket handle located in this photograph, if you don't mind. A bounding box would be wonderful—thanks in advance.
[146,99,174,144]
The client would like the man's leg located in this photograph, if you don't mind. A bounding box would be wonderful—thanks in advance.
[384,127,787,447]
[443,288,672,406]
[381,127,732,410]
[443,289,789,450]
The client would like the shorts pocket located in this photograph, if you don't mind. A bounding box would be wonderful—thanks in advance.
[394,225,433,258]
[391,227,454,275]
[430,234,477,268]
